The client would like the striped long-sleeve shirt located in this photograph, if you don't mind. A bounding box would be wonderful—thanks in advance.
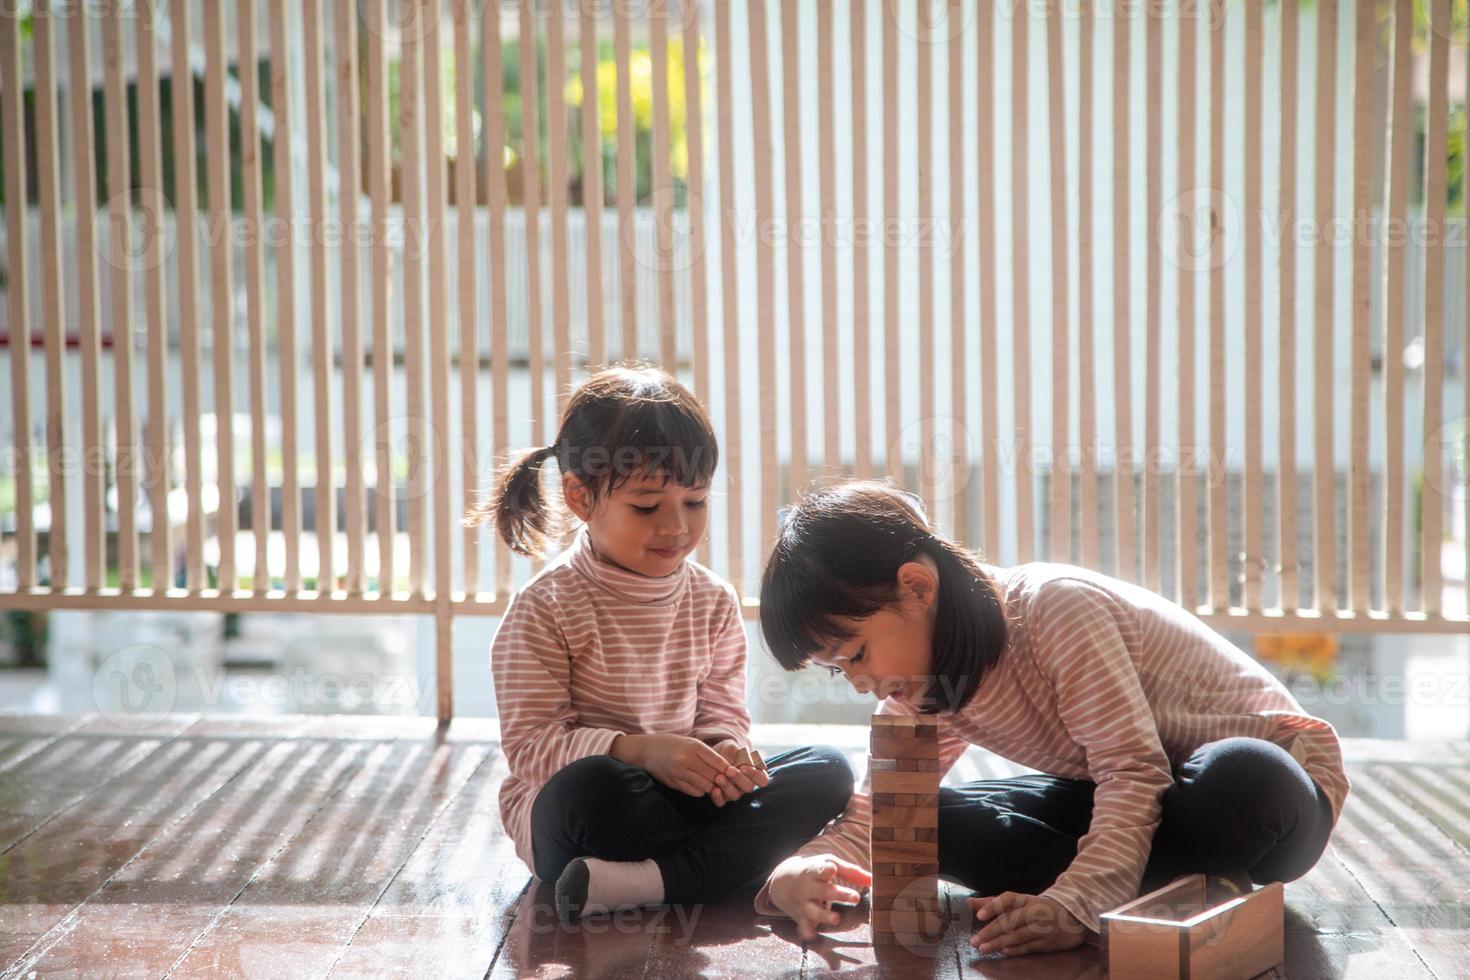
[756,561,1349,932]
[491,527,754,874]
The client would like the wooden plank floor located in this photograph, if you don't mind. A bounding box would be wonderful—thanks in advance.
[0,716,1463,979]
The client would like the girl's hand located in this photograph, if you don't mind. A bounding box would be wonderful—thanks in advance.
[768,855,871,942]
[967,892,1088,956]
[707,740,769,807]
[613,733,739,797]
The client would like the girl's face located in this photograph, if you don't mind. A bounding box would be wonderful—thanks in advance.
[808,558,939,706]
[564,471,710,578]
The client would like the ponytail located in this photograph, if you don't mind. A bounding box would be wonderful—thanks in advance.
[467,445,561,559]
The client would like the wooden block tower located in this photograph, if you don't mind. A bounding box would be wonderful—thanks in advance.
[868,713,943,947]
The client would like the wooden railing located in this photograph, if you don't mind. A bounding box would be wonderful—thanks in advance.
[1,0,1468,721]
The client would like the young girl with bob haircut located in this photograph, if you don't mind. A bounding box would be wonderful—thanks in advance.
[754,480,1347,957]
[472,366,853,920]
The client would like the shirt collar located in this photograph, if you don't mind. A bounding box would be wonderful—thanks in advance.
[565,525,691,605]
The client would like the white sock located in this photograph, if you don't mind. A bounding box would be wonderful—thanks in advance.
[581,857,665,913]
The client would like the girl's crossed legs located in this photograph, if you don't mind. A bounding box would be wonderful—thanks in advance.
[531,743,854,904]
[938,736,1335,902]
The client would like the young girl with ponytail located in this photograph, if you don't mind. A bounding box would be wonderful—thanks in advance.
[755,480,1348,957]
[468,365,852,920]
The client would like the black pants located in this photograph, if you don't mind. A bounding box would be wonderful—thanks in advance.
[938,737,1337,901]
[530,744,854,905]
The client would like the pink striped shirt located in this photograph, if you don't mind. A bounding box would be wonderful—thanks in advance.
[758,561,1349,932]
[492,527,753,873]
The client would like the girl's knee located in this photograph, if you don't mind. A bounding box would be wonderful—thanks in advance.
[1177,738,1316,827]
[537,753,650,815]
[771,744,854,817]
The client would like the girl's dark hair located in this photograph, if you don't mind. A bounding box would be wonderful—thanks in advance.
[465,364,719,558]
[759,480,1008,714]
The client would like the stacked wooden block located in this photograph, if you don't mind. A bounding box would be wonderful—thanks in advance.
[868,713,943,947]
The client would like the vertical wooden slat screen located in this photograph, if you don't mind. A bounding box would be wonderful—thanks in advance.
[62,2,102,591]
[455,0,478,598]
[1142,1,1161,591]
[1314,0,1339,616]
[204,0,237,592]
[714,0,745,595]
[0,0,31,589]
[749,0,780,564]
[582,4,608,372]
[270,0,302,595]
[780,0,808,499]
[304,0,335,594]
[1244,0,1264,612]
[1013,0,1036,563]
[1348,0,1375,613]
[547,0,573,408]
[1208,0,1227,609]
[1278,0,1301,613]
[101,0,137,591]
[239,0,270,593]
[852,0,873,481]
[137,2,170,593]
[485,0,513,601]
[422,0,453,718]
[337,0,366,596]
[1079,0,1099,572]
[882,0,899,487]
[650,3,677,373]
[1422,0,1448,617]
[1045,0,1069,564]
[9,0,1470,730]
[170,0,205,592]
[520,0,546,446]
[31,3,67,591]
[1382,0,1411,615]
[368,0,394,596]
[1113,0,1134,582]
[1176,0,1197,606]
[977,0,1000,556]
[402,0,427,595]
[614,4,638,360]
[916,1,934,520]
[818,0,838,489]
[685,1,713,568]
[947,0,966,545]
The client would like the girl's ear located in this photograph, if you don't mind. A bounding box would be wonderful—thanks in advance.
[562,473,593,522]
[896,557,940,613]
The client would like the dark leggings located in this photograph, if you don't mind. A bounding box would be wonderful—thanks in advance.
[530,744,854,905]
[939,737,1337,900]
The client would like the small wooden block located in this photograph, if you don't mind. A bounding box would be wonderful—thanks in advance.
[869,891,943,912]
[872,930,943,948]
[871,792,920,807]
[870,734,939,759]
[873,840,939,864]
[870,805,938,829]
[870,757,941,773]
[870,770,939,794]
[872,905,944,934]
[871,826,928,842]
[872,862,939,877]
[869,884,933,905]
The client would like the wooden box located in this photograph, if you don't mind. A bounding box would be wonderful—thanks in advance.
[1099,875,1283,980]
